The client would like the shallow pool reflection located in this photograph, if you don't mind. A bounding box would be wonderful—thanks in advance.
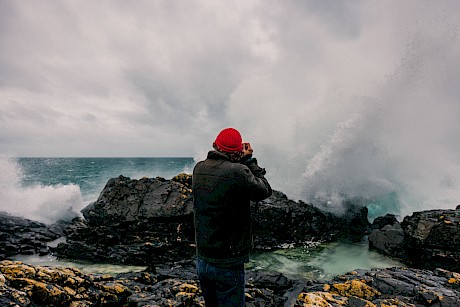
[248,240,404,280]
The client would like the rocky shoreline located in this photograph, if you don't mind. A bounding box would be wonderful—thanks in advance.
[2,259,460,306]
[1,174,460,306]
[54,175,371,268]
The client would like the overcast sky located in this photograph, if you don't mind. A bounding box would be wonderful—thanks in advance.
[0,0,456,158]
[2,0,460,213]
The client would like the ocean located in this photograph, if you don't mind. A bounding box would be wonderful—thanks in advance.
[1,157,194,224]
[1,157,403,279]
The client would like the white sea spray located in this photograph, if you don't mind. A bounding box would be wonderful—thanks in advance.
[0,157,83,224]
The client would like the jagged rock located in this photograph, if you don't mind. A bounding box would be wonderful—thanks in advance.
[52,175,197,266]
[368,213,404,259]
[172,173,193,189]
[369,208,460,272]
[53,218,196,266]
[5,173,460,305]
[370,208,460,272]
[0,260,303,306]
[253,191,371,248]
[371,213,399,229]
[0,174,371,267]
[5,172,460,285]
[53,175,371,267]
[0,212,61,260]
[247,271,292,292]
[296,291,347,306]
[368,221,406,259]
[401,208,460,272]
[295,267,460,307]
[330,279,380,300]
[81,175,193,226]
[0,260,134,306]
[3,252,460,306]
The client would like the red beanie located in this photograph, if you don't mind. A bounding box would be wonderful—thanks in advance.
[214,128,243,153]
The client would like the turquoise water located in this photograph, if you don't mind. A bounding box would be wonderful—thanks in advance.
[248,240,404,280]
[14,240,404,279]
[2,157,404,277]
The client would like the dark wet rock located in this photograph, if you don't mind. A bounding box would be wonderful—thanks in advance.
[0,259,300,306]
[5,172,460,295]
[0,260,133,306]
[3,173,460,305]
[370,208,460,272]
[81,175,194,226]
[172,173,193,189]
[53,175,371,266]
[252,191,371,249]
[401,208,460,272]
[5,261,454,307]
[371,213,399,229]
[247,271,292,293]
[368,220,406,259]
[54,175,196,266]
[368,214,404,259]
[0,212,61,260]
[295,267,460,307]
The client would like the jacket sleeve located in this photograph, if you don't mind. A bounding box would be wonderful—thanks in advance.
[240,157,272,201]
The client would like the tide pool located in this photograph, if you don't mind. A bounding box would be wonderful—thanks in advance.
[248,239,404,280]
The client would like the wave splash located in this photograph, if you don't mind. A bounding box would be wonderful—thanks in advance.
[0,157,83,224]
[260,19,460,219]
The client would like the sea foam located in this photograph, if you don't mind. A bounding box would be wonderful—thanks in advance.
[0,157,83,224]
[243,13,460,219]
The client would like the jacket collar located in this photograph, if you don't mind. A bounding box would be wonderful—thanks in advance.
[207,150,231,161]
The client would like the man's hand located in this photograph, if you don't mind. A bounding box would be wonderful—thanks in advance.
[242,142,253,157]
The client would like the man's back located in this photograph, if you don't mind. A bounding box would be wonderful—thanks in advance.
[193,150,272,265]
[192,128,272,306]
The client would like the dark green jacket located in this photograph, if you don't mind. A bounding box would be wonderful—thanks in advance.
[192,150,272,266]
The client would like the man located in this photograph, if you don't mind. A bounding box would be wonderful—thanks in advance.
[192,127,272,306]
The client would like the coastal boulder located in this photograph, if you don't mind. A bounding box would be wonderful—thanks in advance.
[295,267,460,307]
[0,212,61,259]
[401,208,460,272]
[368,214,406,260]
[253,191,371,248]
[81,175,193,226]
[3,259,460,307]
[55,174,373,265]
[56,175,196,266]
[369,208,460,272]
[0,260,133,306]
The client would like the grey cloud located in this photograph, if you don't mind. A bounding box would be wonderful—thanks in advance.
[295,0,365,37]
[0,100,60,128]
[1,0,460,164]
[1,0,460,217]
[0,2,80,90]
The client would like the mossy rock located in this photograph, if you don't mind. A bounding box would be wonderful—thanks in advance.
[172,173,193,188]
[296,292,347,306]
[0,263,36,279]
[331,280,380,301]
[32,280,72,305]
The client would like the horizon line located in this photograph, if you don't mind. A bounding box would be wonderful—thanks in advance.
[8,156,195,159]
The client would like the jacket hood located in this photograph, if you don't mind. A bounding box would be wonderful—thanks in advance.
[207,150,232,161]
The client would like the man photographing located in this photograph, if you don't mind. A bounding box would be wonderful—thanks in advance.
[192,127,272,306]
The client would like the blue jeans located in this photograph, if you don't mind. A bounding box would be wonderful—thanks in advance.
[196,257,245,306]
